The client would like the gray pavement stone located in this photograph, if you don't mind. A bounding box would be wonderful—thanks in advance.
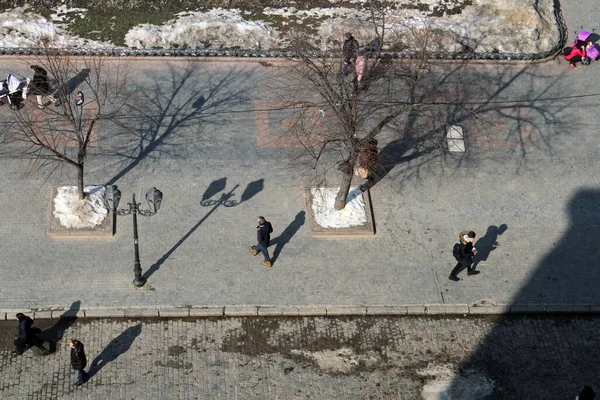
[157,308,190,317]
[296,306,328,316]
[366,306,408,315]
[511,304,548,314]
[425,305,447,315]
[326,306,366,316]
[84,309,126,318]
[257,306,283,316]
[33,311,53,319]
[546,304,591,313]
[224,306,258,316]
[0,315,598,399]
[469,305,510,315]
[444,304,470,314]
[188,307,224,317]
[280,306,300,316]
[406,305,427,315]
[124,308,159,318]
[0,55,598,315]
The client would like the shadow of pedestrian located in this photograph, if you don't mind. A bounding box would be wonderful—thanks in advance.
[87,324,142,380]
[270,211,306,264]
[53,69,91,102]
[39,300,81,353]
[472,224,508,270]
[240,179,264,203]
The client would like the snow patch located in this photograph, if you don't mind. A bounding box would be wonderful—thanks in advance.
[418,364,495,400]
[53,186,108,229]
[291,347,380,373]
[311,187,367,229]
[124,9,279,50]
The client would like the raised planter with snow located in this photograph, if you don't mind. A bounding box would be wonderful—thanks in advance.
[47,185,113,237]
[305,187,374,236]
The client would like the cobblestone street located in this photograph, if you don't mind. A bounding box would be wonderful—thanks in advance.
[0,315,598,399]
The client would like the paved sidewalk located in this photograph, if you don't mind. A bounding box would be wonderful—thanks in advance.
[0,0,598,315]
[0,315,598,399]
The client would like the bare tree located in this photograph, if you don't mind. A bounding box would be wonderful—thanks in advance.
[1,41,130,199]
[276,13,469,210]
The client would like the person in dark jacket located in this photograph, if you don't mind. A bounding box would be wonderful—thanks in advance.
[29,65,56,109]
[449,231,479,281]
[70,339,88,386]
[249,216,273,267]
[14,313,49,355]
[577,385,596,400]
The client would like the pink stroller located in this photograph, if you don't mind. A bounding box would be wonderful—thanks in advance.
[576,30,600,64]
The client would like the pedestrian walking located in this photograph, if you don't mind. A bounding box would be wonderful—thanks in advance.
[449,231,479,281]
[70,339,88,386]
[13,313,49,355]
[577,385,596,400]
[29,65,56,109]
[249,216,273,267]
[342,32,359,76]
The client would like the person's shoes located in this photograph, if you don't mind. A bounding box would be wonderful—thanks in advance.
[467,270,480,276]
[41,349,50,356]
[74,381,83,387]
[37,105,45,109]
[248,246,259,256]
[570,62,576,68]
[262,260,272,268]
[448,275,460,282]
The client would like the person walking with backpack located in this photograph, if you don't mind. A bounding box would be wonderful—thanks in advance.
[70,339,88,386]
[249,216,273,267]
[449,231,479,281]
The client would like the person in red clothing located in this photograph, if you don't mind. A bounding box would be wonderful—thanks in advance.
[564,39,590,68]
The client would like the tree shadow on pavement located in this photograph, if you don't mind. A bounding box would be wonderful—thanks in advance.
[103,62,254,185]
[444,188,600,398]
[270,211,305,264]
[87,323,142,380]
[39,300,80,353]
[472,224,508,270]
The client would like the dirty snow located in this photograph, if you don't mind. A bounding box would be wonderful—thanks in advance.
[0,6,112,48]
[0,1,558,53]
[125,9,279,50]
[53,185,108,229]
[418,364,495,400]
[311,187,367,228]
[291,347,380,373]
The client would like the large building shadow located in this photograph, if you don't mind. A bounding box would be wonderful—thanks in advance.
[444,188,600,398]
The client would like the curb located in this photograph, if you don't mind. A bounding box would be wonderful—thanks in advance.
[2,303,599,320]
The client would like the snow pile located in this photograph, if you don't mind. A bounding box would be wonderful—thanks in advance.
[311,187,367,228]
[53,186,109,229]
[124,9,279,50]
[0,6,112,48]
[0,0,559,54]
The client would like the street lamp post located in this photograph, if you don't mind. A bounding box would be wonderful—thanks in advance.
[105,185,163,287]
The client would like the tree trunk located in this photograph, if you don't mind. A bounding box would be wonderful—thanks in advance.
[76,164,85,200]
[334,168,354,210]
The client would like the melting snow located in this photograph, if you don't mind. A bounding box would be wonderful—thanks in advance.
[311,187,367,228]
[0,1,558,53]
[53,186,108,229]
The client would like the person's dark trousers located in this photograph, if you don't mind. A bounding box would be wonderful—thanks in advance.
[254,244,271,262]
[450,257,474,277]
[74,368,88,384]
